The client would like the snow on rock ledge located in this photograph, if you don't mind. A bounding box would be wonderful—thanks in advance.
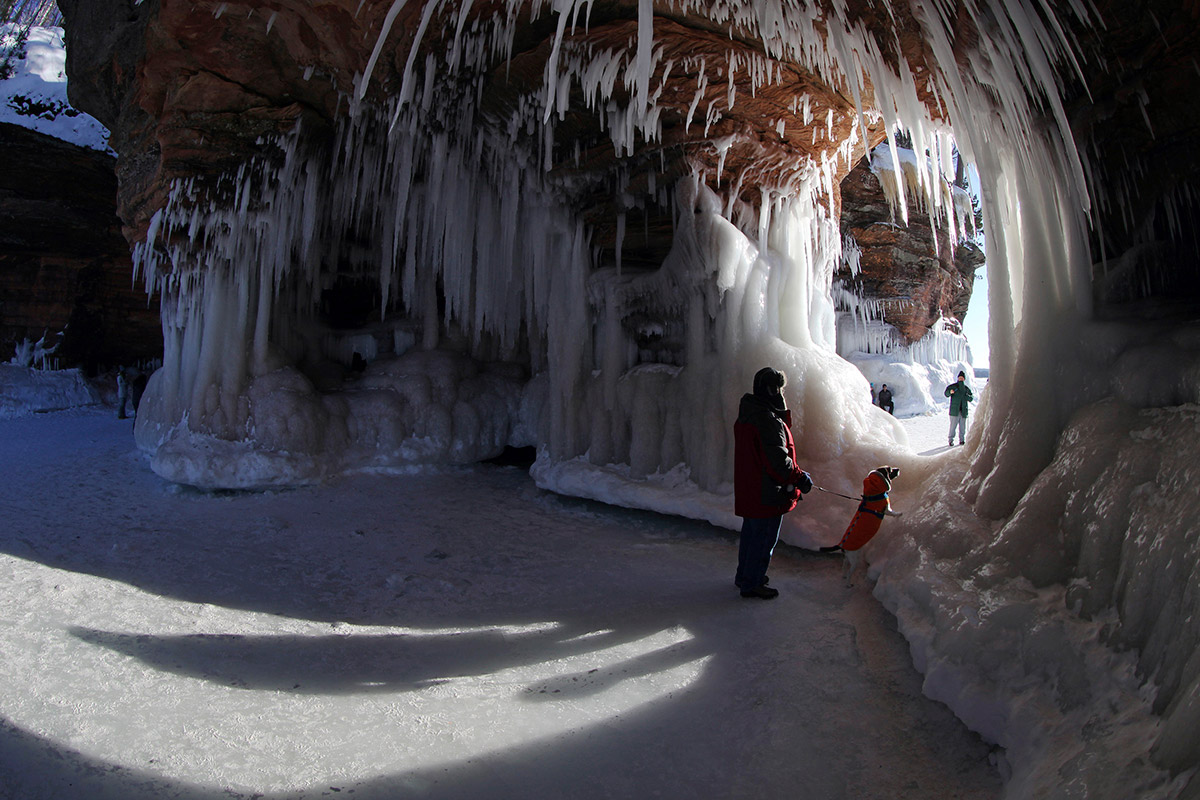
[0,25,112,152]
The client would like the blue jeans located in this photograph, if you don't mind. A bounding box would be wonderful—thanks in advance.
[948,414,967,443]
[735,516,782,589]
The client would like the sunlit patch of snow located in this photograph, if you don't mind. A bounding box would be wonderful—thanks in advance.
[0,25,112,152]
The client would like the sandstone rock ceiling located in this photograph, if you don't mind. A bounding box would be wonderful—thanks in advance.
[56,0,1200,309]
[62,0,948,243]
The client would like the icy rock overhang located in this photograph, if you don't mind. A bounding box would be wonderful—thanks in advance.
[837,145,983,347]
[59,0,1101,502]
[57,0,1111,507]
[59,0,1021,246]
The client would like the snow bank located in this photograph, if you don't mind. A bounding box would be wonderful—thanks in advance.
[0,25,112,152]
[0,364,99,417]
[849,350,975,417]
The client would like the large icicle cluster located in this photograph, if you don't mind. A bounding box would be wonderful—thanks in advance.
[130,103,583,482]
[127,0,1098,569]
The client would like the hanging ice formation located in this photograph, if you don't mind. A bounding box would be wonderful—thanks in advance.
[129,0,1092,524]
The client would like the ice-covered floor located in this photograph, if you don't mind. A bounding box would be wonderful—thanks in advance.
[900,408,970,455]
[0,407,1000,799]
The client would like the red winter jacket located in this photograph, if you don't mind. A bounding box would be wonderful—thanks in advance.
[838,471,891,551]
[733,393,807,518]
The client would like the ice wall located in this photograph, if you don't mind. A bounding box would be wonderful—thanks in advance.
[131,0,1084,500]
[131,100,585,486]
[872,339,1200,798]
[532,174,908,543]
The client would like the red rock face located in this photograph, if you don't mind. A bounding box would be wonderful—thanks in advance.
[0,122,160,371]
[838,155,982,344]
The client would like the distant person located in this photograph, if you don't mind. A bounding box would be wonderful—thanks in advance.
[351,352,367,373]
[131,370,149,418]
[878,384,894,415]
[733,367,813,599]
[115,367,130,419]
[945,371,974,446]
[870,382,876,405]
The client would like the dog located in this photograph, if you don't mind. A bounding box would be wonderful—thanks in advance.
[820,466,902,586]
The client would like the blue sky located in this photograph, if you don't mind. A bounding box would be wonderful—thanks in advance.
[962,264,989,368]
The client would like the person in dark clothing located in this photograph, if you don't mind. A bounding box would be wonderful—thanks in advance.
[115,367,130,419]
[945,370,974,446]
[733,367,813,599]
[877,384,894,415]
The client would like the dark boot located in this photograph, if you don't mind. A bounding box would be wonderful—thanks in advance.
[740,585,779,599]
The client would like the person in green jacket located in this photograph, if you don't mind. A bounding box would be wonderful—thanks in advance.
[945,370,974,446]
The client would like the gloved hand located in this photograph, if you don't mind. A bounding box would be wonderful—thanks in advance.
[796,471,813,494]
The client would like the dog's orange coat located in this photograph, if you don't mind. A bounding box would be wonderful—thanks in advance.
[837,471,890,551]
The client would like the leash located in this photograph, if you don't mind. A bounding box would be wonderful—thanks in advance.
[814,486,862,502]
[811,484,868,554]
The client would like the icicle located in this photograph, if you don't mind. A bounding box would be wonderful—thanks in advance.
[634,0,653,114]
[684,64,707,133]
[615,211,625,274]
[359,0,410,100]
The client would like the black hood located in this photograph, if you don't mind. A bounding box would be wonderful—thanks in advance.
[751,367,787,411]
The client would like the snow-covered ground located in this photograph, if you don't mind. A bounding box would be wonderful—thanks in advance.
[0,24,111,151]
[0,405,1001,799]
[898,404,978,455]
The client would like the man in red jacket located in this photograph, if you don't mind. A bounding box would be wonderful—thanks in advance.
[733,367,813,599]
